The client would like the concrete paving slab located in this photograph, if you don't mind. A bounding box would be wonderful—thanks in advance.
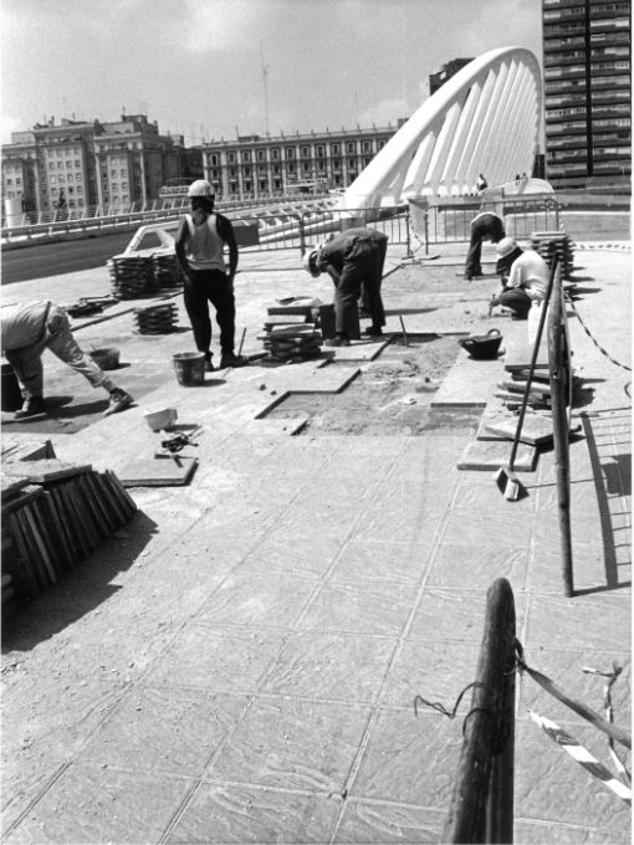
[2,240,630,844]
[456,438,537,470]
[165,782,342,844]
[431,355,504,407]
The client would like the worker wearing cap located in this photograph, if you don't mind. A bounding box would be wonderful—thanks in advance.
[303,227,388,347]
[463,210,505,281]
[175,180,244,370]
[489,237,549,320]
[1,300,133,419]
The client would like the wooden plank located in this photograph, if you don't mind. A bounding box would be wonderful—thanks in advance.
[81,472,117,534]
[104,470,138,518]
[96,472,128,526]
[74,474,108,543]
[24,503,57,584]
[40,490,74,573]
[57,482,91,560]
[49,486,81,566]
[13,507,49,591]
[5,511,41,596]
[65,482,100,554]
[3,460,92,484]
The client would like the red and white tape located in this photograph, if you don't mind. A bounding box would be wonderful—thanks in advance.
[528,709,632,806]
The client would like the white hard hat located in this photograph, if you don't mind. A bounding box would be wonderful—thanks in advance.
[187,179,214,198]
[302,248,321,277]
[496,237,519,259]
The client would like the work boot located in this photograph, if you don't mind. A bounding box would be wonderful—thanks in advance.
[204,352,215,372]
[220,352,247,368]
[324,336,350,347]
[362,326,383,337]
[14,396,47,419]
[103,388,133,416]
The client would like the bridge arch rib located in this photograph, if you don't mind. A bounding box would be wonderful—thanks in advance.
[340,46,542,210]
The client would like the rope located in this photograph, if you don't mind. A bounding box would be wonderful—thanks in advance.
[566,293,631,373]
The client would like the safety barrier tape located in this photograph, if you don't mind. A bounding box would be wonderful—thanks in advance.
[565,293,631,373]
[528,709,632,806]
[516,651,631,750]
[572,242,631,251]
[583,664,631,785]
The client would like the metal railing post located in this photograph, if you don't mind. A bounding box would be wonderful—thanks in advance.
[547,263,574,597]
[443,577,516,843]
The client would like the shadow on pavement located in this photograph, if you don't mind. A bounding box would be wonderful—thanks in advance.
[2,510,159,650]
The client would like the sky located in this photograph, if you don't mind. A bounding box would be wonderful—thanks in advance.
[1,0,542,146]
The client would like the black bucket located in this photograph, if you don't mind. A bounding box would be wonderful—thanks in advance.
[1,363,22,411]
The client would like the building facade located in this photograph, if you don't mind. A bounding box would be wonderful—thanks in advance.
[542,0,631,189]
[429,58,474,94]
[2,114,202,216]
[199,123,405,202]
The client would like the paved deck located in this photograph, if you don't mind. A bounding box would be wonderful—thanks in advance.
[1,239,631,844]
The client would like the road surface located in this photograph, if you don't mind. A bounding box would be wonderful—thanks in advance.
[2,231,134,285]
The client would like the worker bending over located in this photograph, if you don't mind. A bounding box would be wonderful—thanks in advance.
[303,227,388,346]
[463,210,505,281]
[489,237,549,320]
[175,180,244,371]
[1,300,133,419]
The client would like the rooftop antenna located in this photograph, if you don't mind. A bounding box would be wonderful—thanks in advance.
[260,40,270,135]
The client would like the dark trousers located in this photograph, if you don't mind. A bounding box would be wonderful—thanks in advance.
[337,241,386,334]
[464,214,505,279]
[183,269,235,356]
[497,287,531,318]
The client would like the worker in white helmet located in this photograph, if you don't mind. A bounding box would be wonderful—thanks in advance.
[175,180,245,370]
[489,237,549,320]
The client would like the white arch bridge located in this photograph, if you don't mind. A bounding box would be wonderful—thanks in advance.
[340,45,542,209]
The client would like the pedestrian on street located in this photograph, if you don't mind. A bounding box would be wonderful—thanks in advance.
[303,227,388,347]
[489,237,549,320]
[476,173,488,192]
[175,180,245,371]
[1,300,134,420]
[463,210,506,281]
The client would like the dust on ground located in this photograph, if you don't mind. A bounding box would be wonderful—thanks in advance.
[267,334,483,436]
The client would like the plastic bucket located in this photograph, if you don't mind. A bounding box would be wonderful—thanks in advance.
[173,352,206,386]
[1,363,22,411]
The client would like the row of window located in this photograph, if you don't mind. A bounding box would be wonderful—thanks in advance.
[208,140,385,167]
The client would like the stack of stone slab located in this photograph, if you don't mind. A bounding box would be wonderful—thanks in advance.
[530,231,575,280]
[152,254,186,290]
[108,256,156,299]
[134,302,179,334]
[1,458,137,615]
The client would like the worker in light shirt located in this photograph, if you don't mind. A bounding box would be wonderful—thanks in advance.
[489,238,549,320]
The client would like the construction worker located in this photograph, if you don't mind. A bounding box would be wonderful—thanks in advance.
[175,180,244,371]
[303,227,388,346]
[489,237,549,320]
[1,300,133,420]
[463,210,505,281]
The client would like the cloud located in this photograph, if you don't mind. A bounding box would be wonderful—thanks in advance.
[167,0,266,54]
[1,113,25,143]
[359,98,409,128]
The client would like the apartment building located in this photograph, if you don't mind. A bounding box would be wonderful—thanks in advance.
[542,0,631,189]
[199,123,404,202]
[2,114,202,215]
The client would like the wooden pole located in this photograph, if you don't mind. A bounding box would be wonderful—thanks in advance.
[547,265,574,597]
[442,578,516,843]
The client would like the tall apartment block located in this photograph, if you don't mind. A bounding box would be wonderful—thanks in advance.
[198,122,405,202]
[542,0,631,189]
[2,114,202,215]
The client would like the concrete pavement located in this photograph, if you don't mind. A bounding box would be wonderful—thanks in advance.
[1,237,631,844]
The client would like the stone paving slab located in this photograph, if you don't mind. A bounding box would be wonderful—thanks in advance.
[2,243,631,845]
[456,438,537,471]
